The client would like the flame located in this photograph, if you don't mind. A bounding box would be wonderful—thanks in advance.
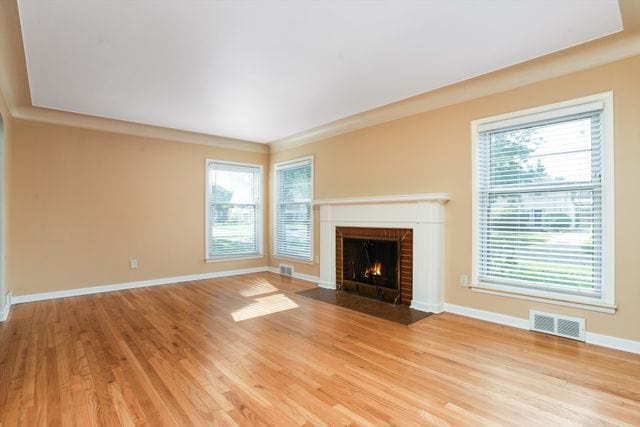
[364,261,383,278]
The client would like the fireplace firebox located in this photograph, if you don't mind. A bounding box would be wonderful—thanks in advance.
[336,227,413,305]
[342,237,399,301]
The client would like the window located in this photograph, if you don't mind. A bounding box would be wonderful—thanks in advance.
[472,93,614,308]
[206,160,262,260]
[274,157,313,261]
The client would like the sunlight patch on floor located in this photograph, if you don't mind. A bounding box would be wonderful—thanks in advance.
[238,280,279,297]
[231,293,299,322]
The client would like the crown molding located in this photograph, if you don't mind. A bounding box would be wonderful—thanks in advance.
[269,31,640,153]
[12,106,269,153]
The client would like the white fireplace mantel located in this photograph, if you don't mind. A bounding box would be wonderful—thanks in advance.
[315,193,451,313]
[313,193,451,206]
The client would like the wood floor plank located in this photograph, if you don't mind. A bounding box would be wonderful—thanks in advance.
[1,272,639,426]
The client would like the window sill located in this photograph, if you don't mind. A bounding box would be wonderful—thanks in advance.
[272,255,315,265]
[206,254,264,263]
[470,282,617,314]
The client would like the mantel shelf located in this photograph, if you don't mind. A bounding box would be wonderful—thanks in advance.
[313,193,452,206]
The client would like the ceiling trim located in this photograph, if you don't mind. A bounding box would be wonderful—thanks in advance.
[269,30,640,153]
[12,106,269,153]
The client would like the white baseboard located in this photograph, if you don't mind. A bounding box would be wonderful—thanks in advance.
[267,267,320,284]
[410,300,444,314]
[11,266,269,304]
[317,280,336,290]
[585,331,640,355]
[444,303,529,329]
[0,292,11,322]
[443,303,640,355]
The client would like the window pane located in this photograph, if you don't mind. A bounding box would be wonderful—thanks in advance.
[210,205,258,256]
[276,203,312,259]
[489,116,597,187]
[278,165,312,203]
[211,167,259,204]
[481,189,600,293]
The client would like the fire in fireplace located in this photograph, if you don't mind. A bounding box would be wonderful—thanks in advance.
[341,237,399,303]
[364,260,382,278]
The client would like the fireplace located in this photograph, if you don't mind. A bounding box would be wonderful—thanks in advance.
[317,193,450,312]
[336,227,413,305]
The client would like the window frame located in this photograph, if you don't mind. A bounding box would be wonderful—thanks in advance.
[471,92,615,313]
[205,159,264,262]
[273,155,314,263]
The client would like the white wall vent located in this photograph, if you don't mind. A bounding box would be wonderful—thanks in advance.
[279,264,294,277]
[529,310,585,341]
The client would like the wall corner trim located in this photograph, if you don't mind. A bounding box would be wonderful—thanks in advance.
[0,292,11,322]
[411,301,444,314]
[444,303,640,355]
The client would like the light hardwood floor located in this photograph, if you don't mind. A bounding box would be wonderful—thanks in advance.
[1,272,639,426]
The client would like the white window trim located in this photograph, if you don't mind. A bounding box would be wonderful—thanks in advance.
[471,92,616,313]
[273,155,314,263]
[205,159,264,262]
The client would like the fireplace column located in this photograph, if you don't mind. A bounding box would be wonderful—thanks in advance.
[318,204,336,290]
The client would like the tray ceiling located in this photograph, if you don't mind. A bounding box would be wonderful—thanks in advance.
[17,0,622,143]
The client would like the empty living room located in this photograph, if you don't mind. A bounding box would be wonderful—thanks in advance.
[1,0,639,425]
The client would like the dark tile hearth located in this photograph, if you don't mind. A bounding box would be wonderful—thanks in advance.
[296,287,432,325]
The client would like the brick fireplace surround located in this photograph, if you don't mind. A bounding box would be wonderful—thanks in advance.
[314,193,451,313]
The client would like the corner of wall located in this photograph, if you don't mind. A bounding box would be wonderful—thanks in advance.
[0,291,11,322]
[0,89,9,313]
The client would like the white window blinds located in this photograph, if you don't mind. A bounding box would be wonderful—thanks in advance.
[477,107,605,298]
[206,161,262,259]
[275,158,313,261]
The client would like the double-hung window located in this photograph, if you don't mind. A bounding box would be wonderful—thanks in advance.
[472,93,614,308]
[274,157,313,261]
[206,160,262,260]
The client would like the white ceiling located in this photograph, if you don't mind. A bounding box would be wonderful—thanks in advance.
[18,0,622,143]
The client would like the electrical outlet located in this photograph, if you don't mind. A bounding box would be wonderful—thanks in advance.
[459,274,469,287]
[130,259,138,269]
[314,255,320,263]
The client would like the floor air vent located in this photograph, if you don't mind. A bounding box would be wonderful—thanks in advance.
[279,264,293,277]
[529,310,585,341]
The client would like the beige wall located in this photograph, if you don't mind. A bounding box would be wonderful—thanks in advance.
[270,56,640,341]
[8,119,269,295]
